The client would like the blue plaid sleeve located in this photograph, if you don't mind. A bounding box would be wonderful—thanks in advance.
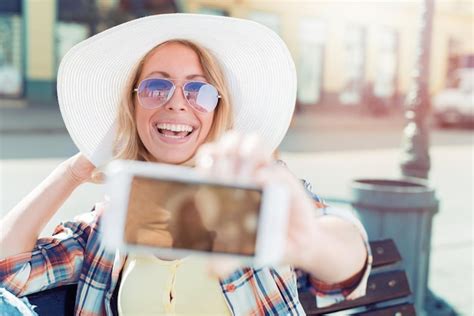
[0,210,98,297]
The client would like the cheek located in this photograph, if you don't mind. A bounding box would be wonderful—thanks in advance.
[199,113,215,139]
[135,107,150,138]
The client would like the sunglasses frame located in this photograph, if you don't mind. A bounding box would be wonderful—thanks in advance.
[133,77,222,112]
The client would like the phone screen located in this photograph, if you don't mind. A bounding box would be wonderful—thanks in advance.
[124,175,262,256]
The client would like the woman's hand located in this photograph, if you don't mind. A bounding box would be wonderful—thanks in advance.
[196,132,368,285]
[62,153,104,185]
[195,132,318,276]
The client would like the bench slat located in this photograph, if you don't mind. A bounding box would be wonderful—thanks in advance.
[299,270,411,315]
[370,239,402,268]
[355,303,416,316]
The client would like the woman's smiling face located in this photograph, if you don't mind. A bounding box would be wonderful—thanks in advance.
[134,42,215,164]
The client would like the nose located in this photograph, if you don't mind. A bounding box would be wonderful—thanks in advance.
[165,86,189,112]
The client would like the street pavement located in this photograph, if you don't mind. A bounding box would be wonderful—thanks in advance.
[0,105,472,315]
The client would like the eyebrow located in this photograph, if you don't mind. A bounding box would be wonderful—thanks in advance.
[144,71,207,80]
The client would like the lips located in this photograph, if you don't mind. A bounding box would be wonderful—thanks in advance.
[152,121,197,144]
[155,122,194,138]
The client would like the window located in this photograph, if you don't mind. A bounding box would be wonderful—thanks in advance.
[247,11,280,34]
[297,18,325,105]
[340,25,366,105]
[0,13,23,97]
[373,27,398,100]
[198,7,229,16]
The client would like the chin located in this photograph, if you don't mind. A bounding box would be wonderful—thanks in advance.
[151,148,195,165]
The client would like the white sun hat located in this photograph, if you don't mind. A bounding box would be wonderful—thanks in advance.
[57,13,297,167]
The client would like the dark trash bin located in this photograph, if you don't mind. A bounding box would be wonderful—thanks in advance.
[351,178,439,315]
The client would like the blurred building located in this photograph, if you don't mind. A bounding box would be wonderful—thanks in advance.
[0,0,178,104]
[0,0,472,110]
[184,0,473,112]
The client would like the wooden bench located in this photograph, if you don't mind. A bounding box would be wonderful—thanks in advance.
[299,239,415,315]
[25,239,415,315]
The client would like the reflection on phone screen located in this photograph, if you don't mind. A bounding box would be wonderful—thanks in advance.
[124,176,261,256]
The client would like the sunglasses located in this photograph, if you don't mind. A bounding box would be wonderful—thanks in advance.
[133,78,221,113]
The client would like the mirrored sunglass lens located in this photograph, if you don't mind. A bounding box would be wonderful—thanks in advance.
[184,82,219,112]
[138,79,174,108]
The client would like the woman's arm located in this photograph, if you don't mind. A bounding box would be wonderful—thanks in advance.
[196,132,370,291]
[0,210,102,296]
[0,153,97,259]
[256,164,368,285]
[292,213,367,284]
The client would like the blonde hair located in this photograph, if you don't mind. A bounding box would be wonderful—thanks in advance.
[113,39,233,162]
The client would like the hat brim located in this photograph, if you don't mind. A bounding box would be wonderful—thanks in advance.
[57,13,296,166]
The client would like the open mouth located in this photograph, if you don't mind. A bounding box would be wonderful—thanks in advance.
[154,122,194,139]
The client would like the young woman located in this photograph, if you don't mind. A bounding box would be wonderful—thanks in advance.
[0,14,371,315]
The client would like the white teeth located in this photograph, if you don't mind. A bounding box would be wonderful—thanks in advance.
[156,123,193,132]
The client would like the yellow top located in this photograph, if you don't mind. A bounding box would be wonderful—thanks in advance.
[118,254,231,315]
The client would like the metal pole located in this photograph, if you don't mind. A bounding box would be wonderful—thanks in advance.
[400,0,435,179]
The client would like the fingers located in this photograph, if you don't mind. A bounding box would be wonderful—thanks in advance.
[237,133,272,181]
[196,131,272,182]
[195,132,320,271]
[253,163,319,268]
[65,152,103,185]
[90,170,105,184]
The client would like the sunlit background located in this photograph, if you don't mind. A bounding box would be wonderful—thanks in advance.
[0,1,473,315]
[0,0,472,109]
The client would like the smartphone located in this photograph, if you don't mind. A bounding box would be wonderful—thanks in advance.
[101,160,289,266]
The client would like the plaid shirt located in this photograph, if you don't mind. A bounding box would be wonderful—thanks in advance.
[0,190,372,316]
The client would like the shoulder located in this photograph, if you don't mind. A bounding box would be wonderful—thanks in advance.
[47,201,108,248]
[275,159,324,203]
